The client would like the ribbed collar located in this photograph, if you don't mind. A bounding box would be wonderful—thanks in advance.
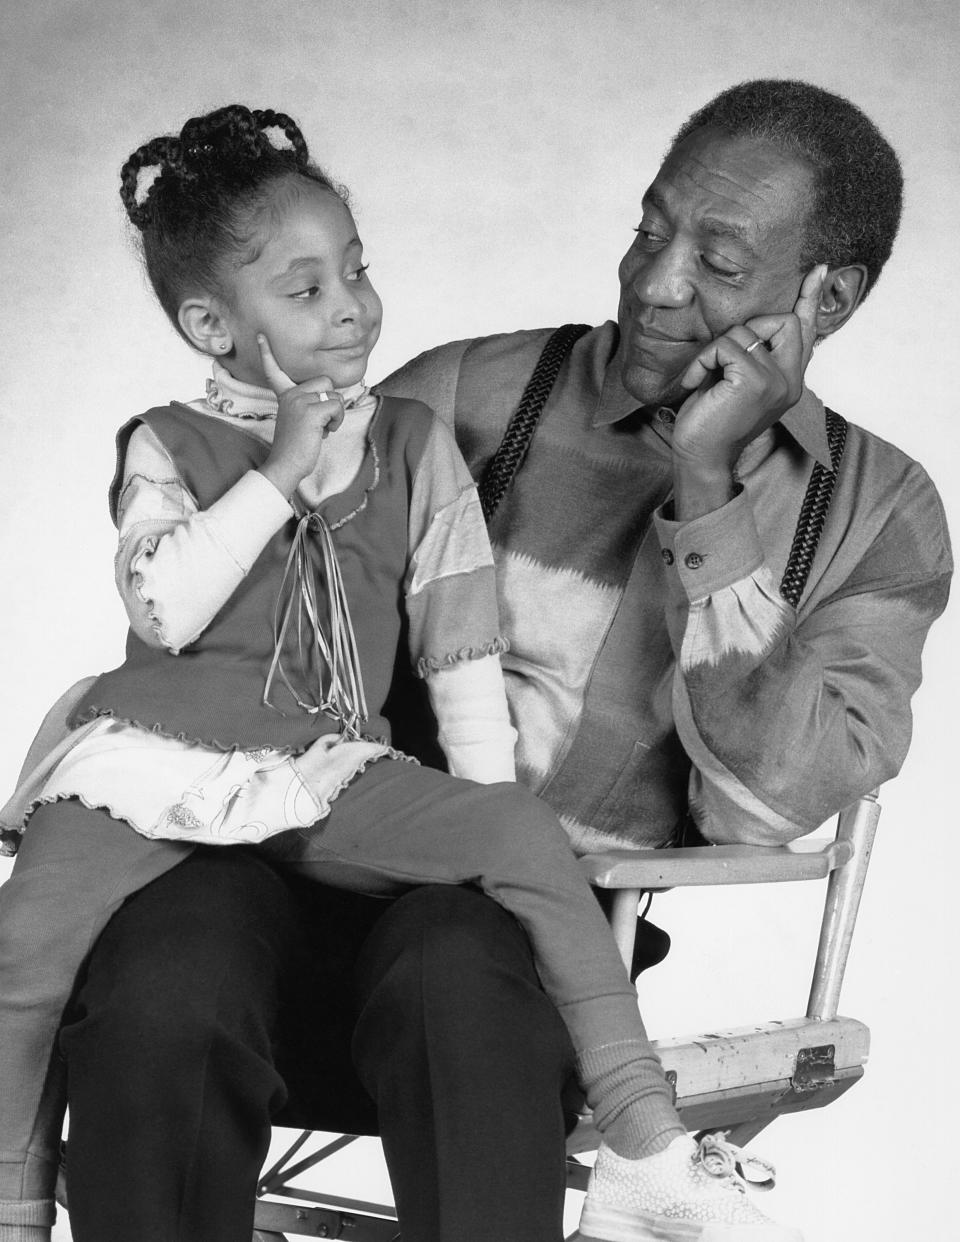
[203,360,370,420]
[589,322,833,470]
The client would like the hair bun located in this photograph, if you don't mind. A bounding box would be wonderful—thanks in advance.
[179,105,263,173]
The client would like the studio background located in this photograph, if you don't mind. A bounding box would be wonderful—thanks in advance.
[1,2,957,1239]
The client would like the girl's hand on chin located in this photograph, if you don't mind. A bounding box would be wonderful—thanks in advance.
[257,333,345,499]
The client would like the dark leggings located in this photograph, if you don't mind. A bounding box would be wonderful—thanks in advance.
[60,848,580,1242]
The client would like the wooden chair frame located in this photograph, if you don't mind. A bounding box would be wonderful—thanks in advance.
[249,792,881,1241]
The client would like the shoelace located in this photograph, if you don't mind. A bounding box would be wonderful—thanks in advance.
[696,1133,777,1193]
[263,509,368,737]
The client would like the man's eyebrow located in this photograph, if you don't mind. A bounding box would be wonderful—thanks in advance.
[643,186,756,252]
[700,216,751,246]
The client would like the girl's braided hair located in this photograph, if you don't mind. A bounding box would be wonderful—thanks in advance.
[119,104,347,338]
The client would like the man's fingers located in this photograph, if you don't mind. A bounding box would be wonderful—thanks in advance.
[793,263,828,361]
[679,330,766,390]
[256,333,296,394]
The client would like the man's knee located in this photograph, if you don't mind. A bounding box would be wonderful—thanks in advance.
[356,884,537,1000]
[354,885,573,1058]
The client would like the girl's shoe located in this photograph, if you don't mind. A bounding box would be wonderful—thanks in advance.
[578,1132,804,1241]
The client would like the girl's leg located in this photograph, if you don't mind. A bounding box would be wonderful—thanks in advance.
[0,800,192,1242]
[263,760,684,1159]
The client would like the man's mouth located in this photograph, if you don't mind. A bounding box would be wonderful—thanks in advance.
[632,322,697,346]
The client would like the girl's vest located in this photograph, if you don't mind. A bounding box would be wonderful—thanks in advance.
[68,397,435,752]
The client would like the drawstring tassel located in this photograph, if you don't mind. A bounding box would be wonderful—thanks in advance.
[263,511,368,738]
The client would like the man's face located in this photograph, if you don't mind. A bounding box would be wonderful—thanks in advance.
[616,127,815,408]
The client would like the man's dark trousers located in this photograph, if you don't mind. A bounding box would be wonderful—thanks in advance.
[59,847,580,1242]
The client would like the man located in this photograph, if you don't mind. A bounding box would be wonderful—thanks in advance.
[21,80,951,1242]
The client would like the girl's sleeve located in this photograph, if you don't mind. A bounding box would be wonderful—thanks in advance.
[405,417,517,783]
[116,424,292,652]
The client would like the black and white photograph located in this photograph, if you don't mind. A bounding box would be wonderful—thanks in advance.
[1,3,956,1240]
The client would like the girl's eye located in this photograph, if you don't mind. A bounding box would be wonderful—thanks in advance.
[291,285,321,300]
[347,263,370,283]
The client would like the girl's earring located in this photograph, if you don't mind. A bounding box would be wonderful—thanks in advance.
[218,341,230,352]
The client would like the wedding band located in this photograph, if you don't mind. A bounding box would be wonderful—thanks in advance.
[316,391,330,402]
[745,339,764,354]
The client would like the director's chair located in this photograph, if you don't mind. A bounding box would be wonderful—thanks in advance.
[246,791,880,1241]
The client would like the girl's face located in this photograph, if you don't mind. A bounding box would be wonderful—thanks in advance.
[216,182,382,390]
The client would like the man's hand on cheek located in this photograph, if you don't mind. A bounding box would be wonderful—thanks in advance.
[669,265,827,520]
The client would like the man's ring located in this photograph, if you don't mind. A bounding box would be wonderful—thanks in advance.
[745,339,765,354]
[316,392,330,402]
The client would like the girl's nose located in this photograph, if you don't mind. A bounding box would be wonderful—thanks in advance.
[332,282,367,323]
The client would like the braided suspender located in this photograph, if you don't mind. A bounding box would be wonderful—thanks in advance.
[478,322,847,608]
[478,323,591,521]
[778,407,847,606]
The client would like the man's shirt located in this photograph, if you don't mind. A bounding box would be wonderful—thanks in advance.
[378,322,952,850]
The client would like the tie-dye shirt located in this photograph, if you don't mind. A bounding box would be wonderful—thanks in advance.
[378,322,952,852]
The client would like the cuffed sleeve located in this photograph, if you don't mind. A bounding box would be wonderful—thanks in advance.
[426,655,517,783]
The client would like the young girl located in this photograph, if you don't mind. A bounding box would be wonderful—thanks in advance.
[0,105,798,1242]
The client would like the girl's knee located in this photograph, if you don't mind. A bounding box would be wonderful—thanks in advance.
[479,786,575,865]
[0,882,89,998]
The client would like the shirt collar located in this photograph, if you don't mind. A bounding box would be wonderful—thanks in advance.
[591,326,833,470]
[203,360,369,419]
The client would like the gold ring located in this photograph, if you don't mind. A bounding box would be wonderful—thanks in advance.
[745,339,764,354]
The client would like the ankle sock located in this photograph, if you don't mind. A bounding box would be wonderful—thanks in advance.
[578,1040,686,1159]
[0,1197,54,1242]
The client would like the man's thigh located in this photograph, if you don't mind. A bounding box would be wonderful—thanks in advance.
[62,846,386,1136]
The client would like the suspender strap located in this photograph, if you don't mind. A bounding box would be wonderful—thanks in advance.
[779,407,847,607]
[478,323,591,521]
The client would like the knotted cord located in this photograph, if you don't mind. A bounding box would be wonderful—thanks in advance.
[263,511,368,737]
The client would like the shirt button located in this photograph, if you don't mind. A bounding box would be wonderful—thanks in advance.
[661,548,675,566]
[684,552,705,570]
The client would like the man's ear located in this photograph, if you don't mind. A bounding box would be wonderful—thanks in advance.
[816,264,868,337]
[178,296,233,357]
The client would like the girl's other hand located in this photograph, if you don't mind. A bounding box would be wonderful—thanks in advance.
[257,333,345,499]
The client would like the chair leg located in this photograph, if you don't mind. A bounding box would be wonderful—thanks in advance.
[607,889,643,971]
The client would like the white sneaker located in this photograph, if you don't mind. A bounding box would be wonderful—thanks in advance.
[577,1132,804,1241]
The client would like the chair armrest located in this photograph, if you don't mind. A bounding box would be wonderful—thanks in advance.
[579,837,854,890]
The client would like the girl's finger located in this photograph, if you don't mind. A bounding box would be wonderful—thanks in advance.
[323,405,346,436]
[256,333,296,394]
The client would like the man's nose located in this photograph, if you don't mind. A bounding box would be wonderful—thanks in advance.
[627,243,693,309]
